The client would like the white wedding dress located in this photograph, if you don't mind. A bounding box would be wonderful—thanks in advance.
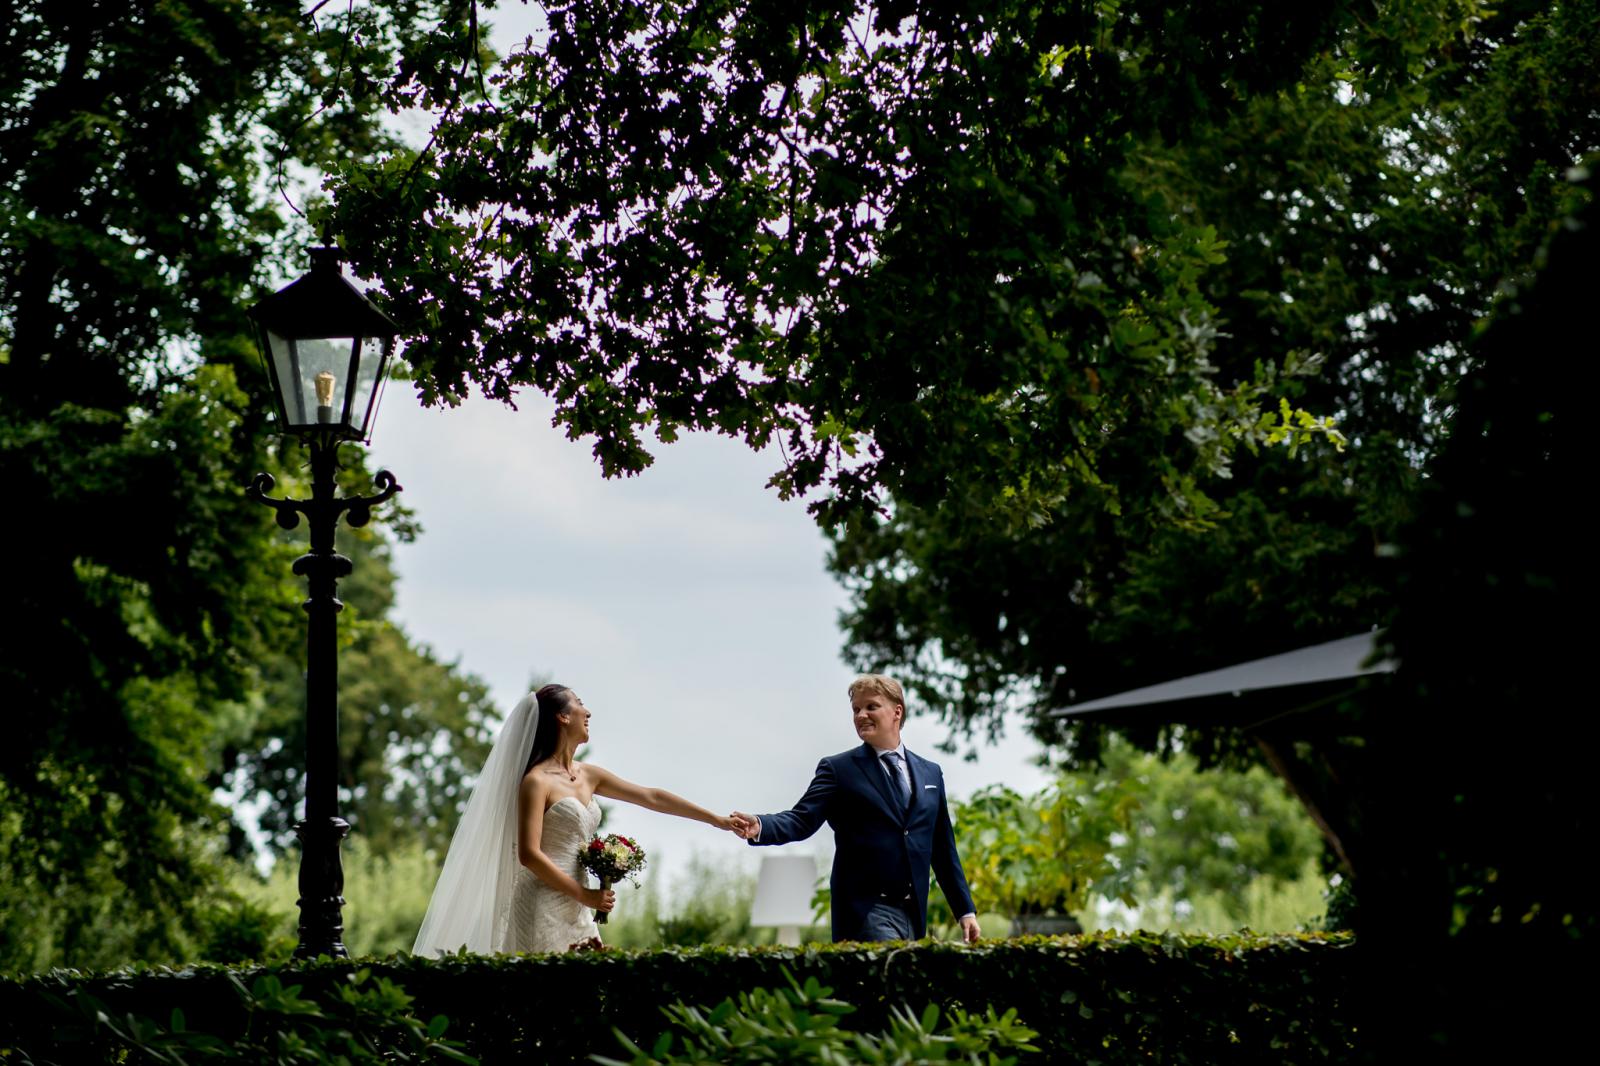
[505,795,603,953]
[413,693,607,958]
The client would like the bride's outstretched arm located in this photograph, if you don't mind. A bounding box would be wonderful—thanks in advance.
[517,776,614,911]
[589,765,736,830]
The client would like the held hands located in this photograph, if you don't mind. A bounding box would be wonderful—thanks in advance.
[581,886,616,912]
[707,812,757,837]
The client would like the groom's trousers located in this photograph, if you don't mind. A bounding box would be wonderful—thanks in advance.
[856,899,917,941]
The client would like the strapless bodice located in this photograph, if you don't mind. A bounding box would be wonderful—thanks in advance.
[541,795,602,859]
[502,795,603,953]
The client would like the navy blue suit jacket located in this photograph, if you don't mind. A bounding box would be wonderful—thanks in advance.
[751,744,976,941]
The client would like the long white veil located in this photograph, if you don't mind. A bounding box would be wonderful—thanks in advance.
[412,691,538,956]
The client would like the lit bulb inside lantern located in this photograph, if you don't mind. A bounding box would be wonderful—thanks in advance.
[315,371,336,423]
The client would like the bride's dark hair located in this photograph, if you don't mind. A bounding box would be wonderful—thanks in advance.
[524,683,575,774]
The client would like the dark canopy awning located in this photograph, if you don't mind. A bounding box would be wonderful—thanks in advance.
[1051,632,1394,728]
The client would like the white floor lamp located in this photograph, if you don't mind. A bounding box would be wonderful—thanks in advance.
[749,854,821,946]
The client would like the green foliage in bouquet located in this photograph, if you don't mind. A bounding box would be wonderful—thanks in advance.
[596,968,1038,1066]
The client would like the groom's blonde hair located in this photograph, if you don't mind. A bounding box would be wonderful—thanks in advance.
[849,674,906,719]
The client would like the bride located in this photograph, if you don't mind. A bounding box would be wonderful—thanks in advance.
[414,683,736,955]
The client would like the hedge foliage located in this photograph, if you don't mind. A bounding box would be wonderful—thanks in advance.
[597,970,1042,1065]
[0,933,1354,1064]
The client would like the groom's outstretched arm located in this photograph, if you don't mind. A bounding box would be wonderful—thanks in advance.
[744,758,836,846]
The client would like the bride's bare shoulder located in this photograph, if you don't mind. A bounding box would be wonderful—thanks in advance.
[519,765,549,801]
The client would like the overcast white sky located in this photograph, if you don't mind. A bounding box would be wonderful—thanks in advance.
[365,386,1056,914]
[344,2,1055,919]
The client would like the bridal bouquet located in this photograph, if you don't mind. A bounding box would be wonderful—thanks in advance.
[577,833,647,924]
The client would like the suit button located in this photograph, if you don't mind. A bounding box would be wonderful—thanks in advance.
[903,830,909,836]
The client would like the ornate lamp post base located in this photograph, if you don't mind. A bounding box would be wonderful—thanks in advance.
[250,437,400,961]
[295,816,352,959]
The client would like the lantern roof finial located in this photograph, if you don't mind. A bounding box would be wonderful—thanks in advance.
[248,247,401,340]
[308,245,343,273]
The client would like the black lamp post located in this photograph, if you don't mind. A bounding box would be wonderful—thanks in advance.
[245,246,403,959]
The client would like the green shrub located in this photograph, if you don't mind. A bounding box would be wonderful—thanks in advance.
[653,910,727,948]
[1318,874,1357,933]
[18,967,473,1063]
[230,835,441,960]
[0,792,256,975]
[606,851,771,949]
[598,969,1039,1065]
[1088,856,1332,936]
[193,895,297,966]
[1,933,1354,1064]
[938,741,1330,934]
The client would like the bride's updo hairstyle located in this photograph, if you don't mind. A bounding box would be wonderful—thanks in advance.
[524,684,575,774]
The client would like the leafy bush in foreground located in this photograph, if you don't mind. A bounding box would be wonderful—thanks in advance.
[598,969,1038,1065]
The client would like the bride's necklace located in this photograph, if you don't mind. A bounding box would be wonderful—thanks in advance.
[544,763,579,783]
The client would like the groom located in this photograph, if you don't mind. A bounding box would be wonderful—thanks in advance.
[732,675,981,943]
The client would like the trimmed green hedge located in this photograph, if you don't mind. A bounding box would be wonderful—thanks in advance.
[0,932,1354,1063]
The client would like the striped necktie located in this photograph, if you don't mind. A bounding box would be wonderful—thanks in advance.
[881,751,910,810]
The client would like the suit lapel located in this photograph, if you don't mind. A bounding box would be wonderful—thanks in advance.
[855,744,901,819]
